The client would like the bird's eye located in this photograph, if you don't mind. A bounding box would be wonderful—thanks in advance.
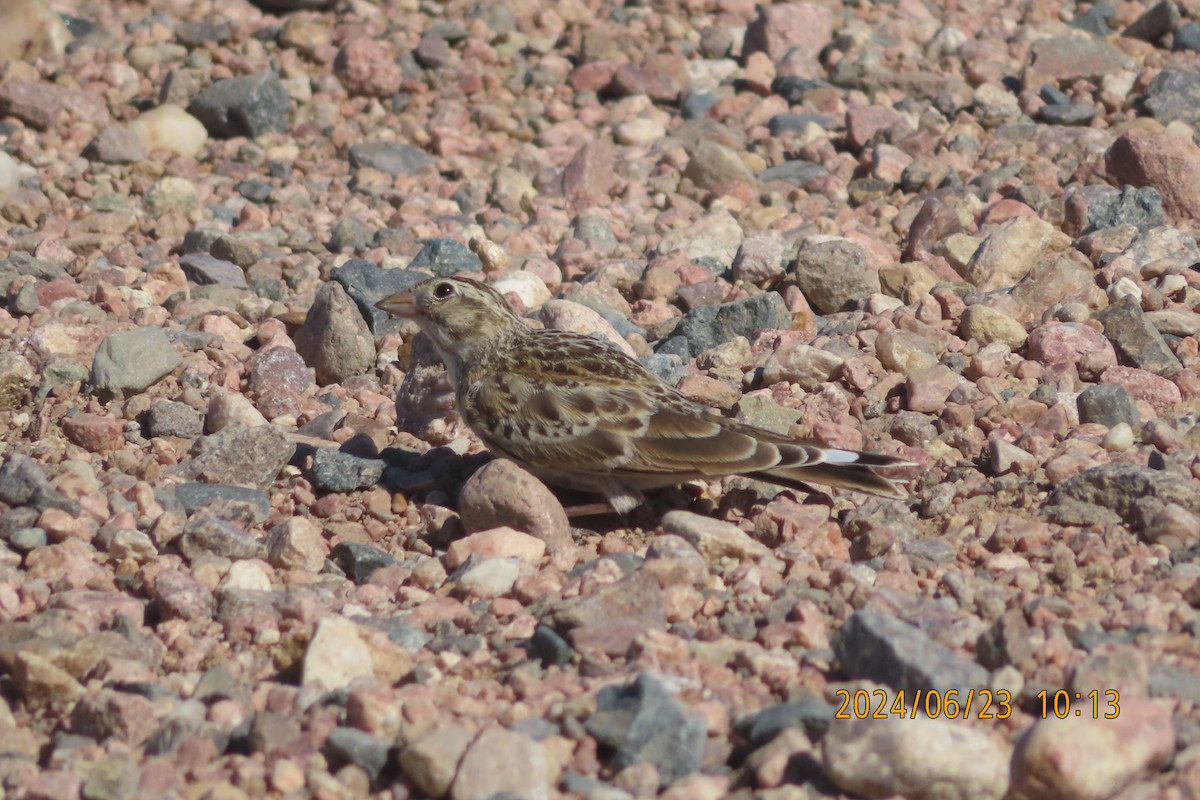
[433,282,455,299]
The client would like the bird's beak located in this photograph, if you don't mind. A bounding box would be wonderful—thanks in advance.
[375,290,417,318]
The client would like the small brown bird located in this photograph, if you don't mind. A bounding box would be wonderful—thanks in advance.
[377,276,911,514]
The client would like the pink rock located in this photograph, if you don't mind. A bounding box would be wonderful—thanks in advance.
[905,365,960,413]
[1101,365,1181,414]
[870,144,913,184]
[69,688,158,746]
[334,38,402,98]
[457,460,572,551]
[1107,129,1200,219]
[562,141,617,208]
[1026,322,1116,369]
[1010,698,1172,800]
[743,3,834,77]
[154,569,214,621]
[445,527,547,569]
[846,106,910,152]
[62,413,124,453]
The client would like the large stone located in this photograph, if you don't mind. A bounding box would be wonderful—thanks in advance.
[92,329,182,399]
[188,72,291,138]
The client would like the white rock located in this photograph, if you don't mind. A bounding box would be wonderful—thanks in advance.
[128,104,209,158]
[492,271,551,311]
[302,616,375,691]
[455,557,520,599]
[220,560,273,593]
[0,151,21,206]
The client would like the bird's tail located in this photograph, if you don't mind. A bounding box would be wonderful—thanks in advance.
[761,448,913,499]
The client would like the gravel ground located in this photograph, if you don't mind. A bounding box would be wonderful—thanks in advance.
[2,0,1200,797]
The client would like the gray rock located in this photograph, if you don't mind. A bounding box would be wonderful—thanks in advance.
[680,91,716,119]
[1077,384,1140,428]
[92,329,182,399]
[84,125,148,164]
[976,610,1035,670]
[758,159,828,186]
[523,625,574,667]
[0,352,34,411]
[325,728,390,786]
[768,113,835,137]
[792,239,881,314]
[408,237,481,277]
[834,611,991,697]
[1144,67,1200,127]
[328,218,372,252]
[1175,22,1200,52]
[188,72,291,138]
[735,695,836,747]
[673,291,791,357]
[81,754,140,800]
[329,541,396,584]
[1095,295,1182,376]
[1123,0,1180,42]
[347,142,434,176]
[639,353,686,386]
[330,259,427,334]
[8,527,48,552]
[180,516,268,561]
[173,483,271,525]
[585,673,705,788]
[358,616,432,651]
[1070,3,1115,35]
[1038,103,1098,125]
[310,448,385,493]
[168,424,295,490]
[179,253,248,288]
[210,236,261,269]
[771,76,837,103]
[1049,463,1200,532]
[1084,185,1164,233]
[294,280,376,385]
[146,401,204,439]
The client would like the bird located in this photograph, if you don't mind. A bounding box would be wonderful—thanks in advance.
[376,276,912,514]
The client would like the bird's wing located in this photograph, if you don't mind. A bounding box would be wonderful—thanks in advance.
[462,363,787,479]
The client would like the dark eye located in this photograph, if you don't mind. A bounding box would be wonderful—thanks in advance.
[433,282,455,299]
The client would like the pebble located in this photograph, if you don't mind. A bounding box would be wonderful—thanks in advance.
[1077,384,1140,428]
[329,542,396,584]
[0,352,35,410]
[347,142,434,176]
[188,73,291,139]
[168,424,295,490]
[179,253,248,288]
[834,611,990,697]
[0,0,69,61]
[302,616,375,691]
[310,449,384,493]
[410,238,482,277]
[452,726,551,800]
[662,510,771,562]
[329,259,426,334]
[585,673,706,789]
[539,299,636,357]
[91,329,182,399]
[250,347,312,420]
[959,305,1027,349]
[964,216,1069,292]
[1009,699,1173,800]
[446,527,546,568]
[293,280,376,386]
[823,716,1010,800]
[673,292,791,358]
[457,460,572,552]
[792,239,881,314]
[1095,294,1182,376]
[454,557,520,598]
[399,720,476,797]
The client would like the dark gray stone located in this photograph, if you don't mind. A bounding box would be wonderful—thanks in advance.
[325,728,390,785]
[585,673,706,788]
[523,625,574,667]
[329,541,396,584]
[358,616,433,651]
[1144,67,1200,126]
[1084,185,1164,233]
[176,19,232,46]
[310,449,385,493]
[347,142,434,176]
[330,259,427,334]
[771,76,836,104]
[976,610,1035,670]
[1122,0,1180,42]
[1077,384,1140,428]
[734,695,836,747]
[179,253,248,288]
[834,611,991,697]
[409,238,481,277]
[1095,294,1182,376]
[188,72,291,138]
[92,329,182,399]
[173,483,271,525]
[672,292,791,357]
